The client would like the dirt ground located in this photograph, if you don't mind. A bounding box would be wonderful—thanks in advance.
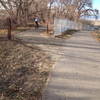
[0,40,54,100]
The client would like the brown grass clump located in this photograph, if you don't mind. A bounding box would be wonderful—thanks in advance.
[0,40,53,100]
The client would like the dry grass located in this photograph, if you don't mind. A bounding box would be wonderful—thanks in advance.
[92,30,100,42]
[15,26,32,32]
[0,29,7,35]
[0,26,32,37]
[0,40,53,100]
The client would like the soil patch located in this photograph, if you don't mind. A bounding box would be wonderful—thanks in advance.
[55,30,78,39]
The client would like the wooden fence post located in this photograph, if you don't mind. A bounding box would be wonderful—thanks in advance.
[7,17,12,40]
[47,19,49,34]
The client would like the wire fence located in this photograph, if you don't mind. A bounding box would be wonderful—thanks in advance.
[54,18,93,36]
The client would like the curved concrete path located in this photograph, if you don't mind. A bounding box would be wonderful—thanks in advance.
[42,31,100,100]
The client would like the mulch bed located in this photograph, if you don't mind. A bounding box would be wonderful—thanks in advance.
[0,40,53,100]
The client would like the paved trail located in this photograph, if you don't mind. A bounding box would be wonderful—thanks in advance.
[16,29,100,100]
[42,31,100,100]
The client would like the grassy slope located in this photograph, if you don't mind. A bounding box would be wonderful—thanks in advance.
[0,40,53,100]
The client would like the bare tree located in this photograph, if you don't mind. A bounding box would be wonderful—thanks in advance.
[0,0,98,25]
[50,0,97,21]
[0,0,35,25]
